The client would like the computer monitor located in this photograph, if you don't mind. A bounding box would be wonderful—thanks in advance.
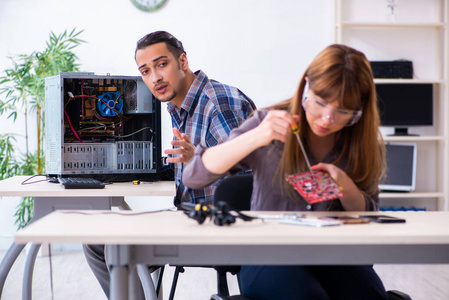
[376,83,433,136]
[379,143,417,192]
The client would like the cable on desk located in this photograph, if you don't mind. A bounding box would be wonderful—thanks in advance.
[60,209,173,216]
[21,175,50,185]
[21,174,115,186]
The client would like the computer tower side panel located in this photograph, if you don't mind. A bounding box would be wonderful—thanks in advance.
[44,75,64,176]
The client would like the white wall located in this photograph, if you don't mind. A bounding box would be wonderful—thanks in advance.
[0,0,334,249]
[0,0,335,153]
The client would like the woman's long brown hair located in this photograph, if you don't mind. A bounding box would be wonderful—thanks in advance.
[272,44,385,196]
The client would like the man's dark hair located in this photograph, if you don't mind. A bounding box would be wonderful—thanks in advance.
[135,31,186,59]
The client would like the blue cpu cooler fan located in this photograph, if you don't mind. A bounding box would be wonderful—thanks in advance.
[97,92,124,117]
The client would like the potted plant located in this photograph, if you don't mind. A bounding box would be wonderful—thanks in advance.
[0,28,86,229]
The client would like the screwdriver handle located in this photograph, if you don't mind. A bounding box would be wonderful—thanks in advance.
[291,123,299,134]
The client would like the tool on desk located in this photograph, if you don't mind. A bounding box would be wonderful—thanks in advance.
[285,123,343,204]
[359,215,406,223]
[319,215,371,224]
[180,201,256,226]
[279,217,342,227]
[257,213,306,220]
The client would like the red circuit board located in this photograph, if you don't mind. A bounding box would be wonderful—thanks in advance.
[286,170,344,204]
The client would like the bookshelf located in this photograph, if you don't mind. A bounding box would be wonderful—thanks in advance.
[334,0,449,210]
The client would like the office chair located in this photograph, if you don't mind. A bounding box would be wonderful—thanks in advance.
[209,174,253,300]
[166,175,253,300]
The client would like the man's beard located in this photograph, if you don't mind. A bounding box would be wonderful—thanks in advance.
[155,90,177,103]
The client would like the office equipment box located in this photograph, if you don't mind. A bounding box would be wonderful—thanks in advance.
[45,72,162,181]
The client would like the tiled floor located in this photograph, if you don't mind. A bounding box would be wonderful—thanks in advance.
[1,248,449,300]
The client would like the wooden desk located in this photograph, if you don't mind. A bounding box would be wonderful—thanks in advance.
[0,175,175,198]
[0,176,175,300]
[15,210,449,300]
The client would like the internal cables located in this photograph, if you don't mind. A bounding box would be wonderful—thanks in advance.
[64,92,126,141]
[64,91,155,142]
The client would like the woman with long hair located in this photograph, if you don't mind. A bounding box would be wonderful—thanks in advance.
[183,44,387,300]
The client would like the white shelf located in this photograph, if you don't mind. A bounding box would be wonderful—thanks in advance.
[373,79,446,84]
[383,136,445,142]
[380,192,444,199]
[339,22,446,28]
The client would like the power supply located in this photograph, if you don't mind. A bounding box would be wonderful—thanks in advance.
[44,72,162,181]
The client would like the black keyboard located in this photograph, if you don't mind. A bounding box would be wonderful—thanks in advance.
[58,177,105,189]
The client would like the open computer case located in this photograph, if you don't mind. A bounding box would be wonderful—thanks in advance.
[45,72,162,182]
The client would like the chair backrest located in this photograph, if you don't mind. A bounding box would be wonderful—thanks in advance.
[213,174,253,211]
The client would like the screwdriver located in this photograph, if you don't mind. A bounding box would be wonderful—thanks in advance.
[291,123,316,185]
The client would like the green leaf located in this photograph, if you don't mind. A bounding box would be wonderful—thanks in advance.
[0,28,86,229]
